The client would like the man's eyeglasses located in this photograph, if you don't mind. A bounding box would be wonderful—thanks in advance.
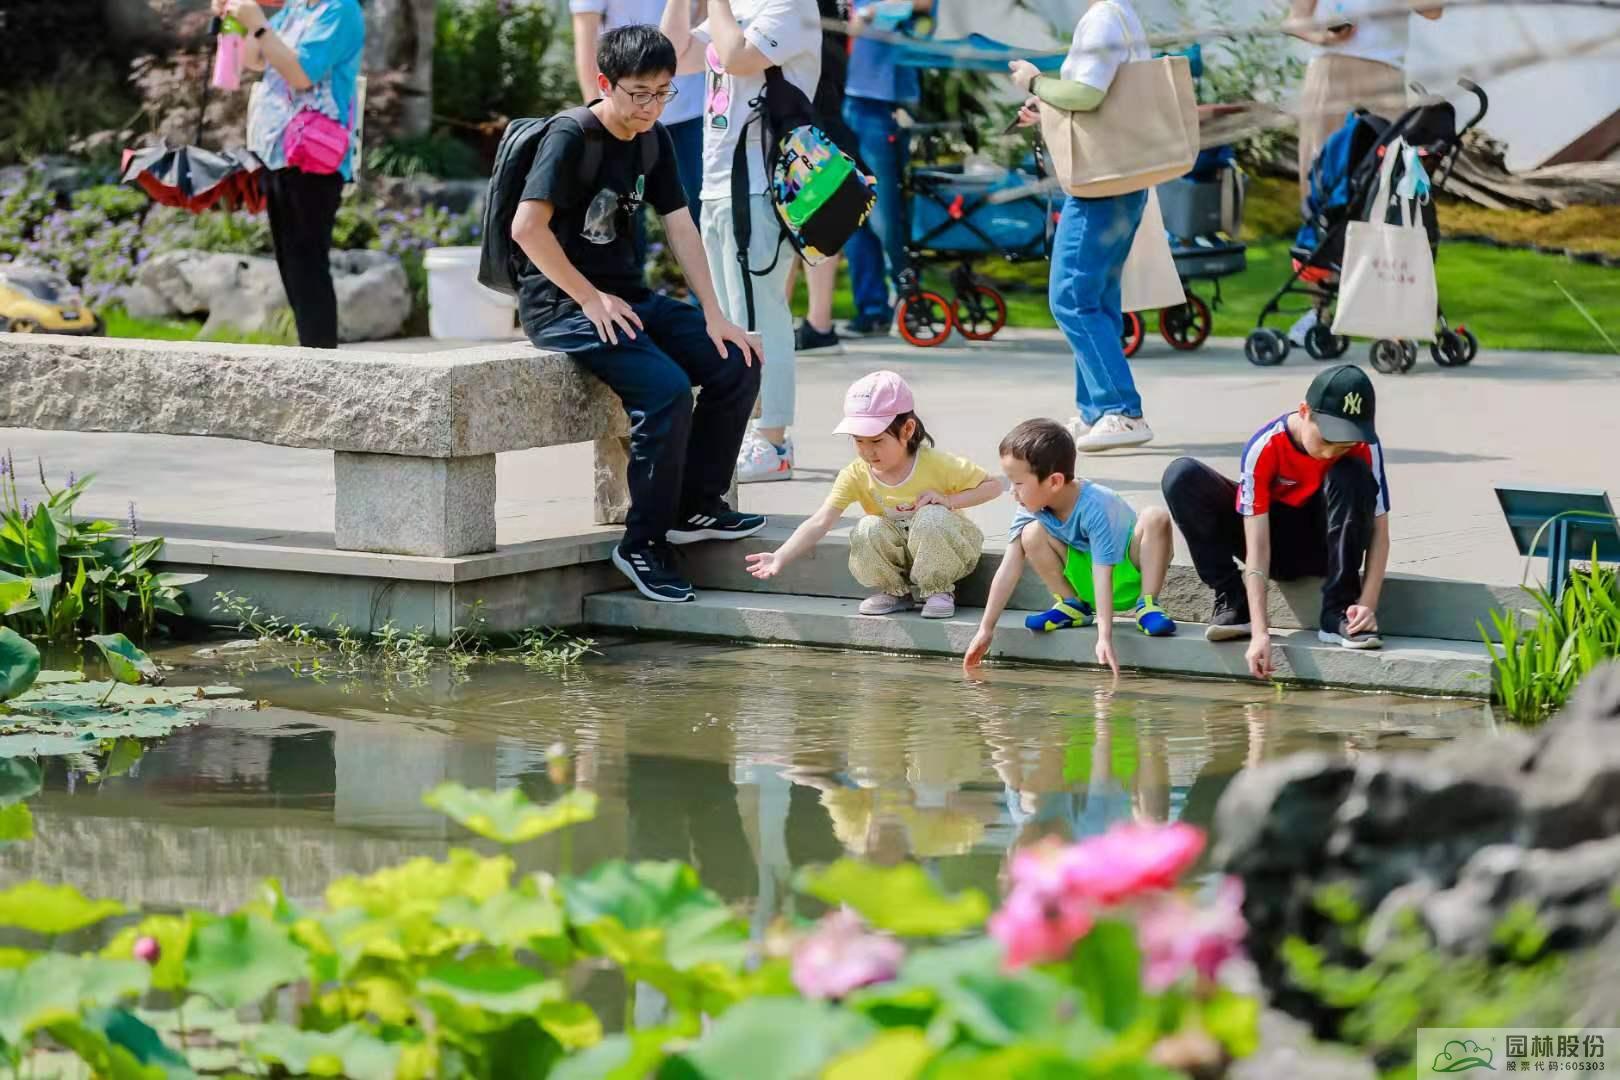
[614,84,679,107]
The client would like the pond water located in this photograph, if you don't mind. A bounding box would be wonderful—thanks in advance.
[1,639,1491,923]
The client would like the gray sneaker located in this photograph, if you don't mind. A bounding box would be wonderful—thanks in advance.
[859,593,910,616]
[920,593,956,619]
[1319,616,1383,650]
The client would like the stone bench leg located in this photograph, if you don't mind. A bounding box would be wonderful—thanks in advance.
[594,436,631,526]
[334,452,496,557]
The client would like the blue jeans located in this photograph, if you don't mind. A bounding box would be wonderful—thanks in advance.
[528,292,760,549]
[842,95,909,320]
[1051,192,1149,425]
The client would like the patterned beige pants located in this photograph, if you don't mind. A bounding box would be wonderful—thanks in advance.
[848,506,985,599]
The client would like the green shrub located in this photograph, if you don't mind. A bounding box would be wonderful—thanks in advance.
[0,60,135,166]
[434,0,575,128]
[372,133,487,180]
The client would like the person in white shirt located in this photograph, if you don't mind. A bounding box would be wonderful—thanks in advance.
[1009,0,1158,453]
[1288,0,1444,202]
[663,0,821,484]
[573,0,706,209]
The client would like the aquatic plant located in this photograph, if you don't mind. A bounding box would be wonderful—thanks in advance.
[0,794,1260,1078]
[1483,554,1620,725]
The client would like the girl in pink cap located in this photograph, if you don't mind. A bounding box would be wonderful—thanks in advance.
[746,371,1003,618]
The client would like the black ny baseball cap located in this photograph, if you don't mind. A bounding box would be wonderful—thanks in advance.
[1305,364,1377,444]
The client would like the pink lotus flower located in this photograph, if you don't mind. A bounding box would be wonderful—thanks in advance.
[791,908,904,1000]
[989,882,1096,969]
[1058,823,1206,907]
[1136,876,1247,991]
[133,936,161,965]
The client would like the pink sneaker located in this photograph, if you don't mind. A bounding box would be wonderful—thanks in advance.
[921,593,956,619]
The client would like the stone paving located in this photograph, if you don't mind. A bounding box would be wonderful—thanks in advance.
[5,330,1616,585]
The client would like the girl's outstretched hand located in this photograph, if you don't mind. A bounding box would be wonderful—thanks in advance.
[963,627,994,672]
[745,551,782,579]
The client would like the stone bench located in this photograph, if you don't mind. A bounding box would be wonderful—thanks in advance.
[0,335,630,558]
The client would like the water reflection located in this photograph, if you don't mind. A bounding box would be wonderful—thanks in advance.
[0,640,1489,915]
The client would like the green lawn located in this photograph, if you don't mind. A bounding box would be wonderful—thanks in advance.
[102,307,296,346]
[943,241,1620,354]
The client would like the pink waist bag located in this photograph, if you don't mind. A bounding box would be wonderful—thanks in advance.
[283,105,351,175]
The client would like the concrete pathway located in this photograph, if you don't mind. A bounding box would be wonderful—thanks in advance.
[5,331,1615,585]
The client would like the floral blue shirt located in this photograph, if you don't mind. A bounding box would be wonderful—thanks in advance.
[246,0,365,180]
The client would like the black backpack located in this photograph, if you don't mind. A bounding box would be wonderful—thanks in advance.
[730,68,876,330]
[478,106,660,296]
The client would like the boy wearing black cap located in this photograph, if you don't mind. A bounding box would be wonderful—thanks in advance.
[1161,364,1390,679]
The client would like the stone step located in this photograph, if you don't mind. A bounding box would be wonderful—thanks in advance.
[583,589,1494,698]
[675,526,1522,643]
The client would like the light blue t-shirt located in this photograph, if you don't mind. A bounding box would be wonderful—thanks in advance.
[248,0,365,181]
[1008,481,1137,566]
[845,0,925,105]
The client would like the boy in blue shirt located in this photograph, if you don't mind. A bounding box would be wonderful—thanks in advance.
[965,419,1176,676]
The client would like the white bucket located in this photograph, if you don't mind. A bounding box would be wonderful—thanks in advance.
[423,246,517,340]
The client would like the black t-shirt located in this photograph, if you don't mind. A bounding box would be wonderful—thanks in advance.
[516,109,686,320]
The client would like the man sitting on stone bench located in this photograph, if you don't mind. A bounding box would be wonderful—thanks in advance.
[513,25,765,603]
[1161,365,1392,679]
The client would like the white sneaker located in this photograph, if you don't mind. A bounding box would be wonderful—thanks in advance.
[1288,309,1319,347]
[1066,416,1092,440]
[1075,414,1154,452]
[859,593,910,616]
[737,433,793,484]
[920,593,956,619]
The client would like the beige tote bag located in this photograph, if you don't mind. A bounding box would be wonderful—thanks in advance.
[1121,189,1186,313]
[1331,140,1438,342]
[1038,3,1200,199]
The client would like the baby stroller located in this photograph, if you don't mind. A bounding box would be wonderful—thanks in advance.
[1245,79,1490,373]
[1122,145,1249,357]
[894,123,1055,348]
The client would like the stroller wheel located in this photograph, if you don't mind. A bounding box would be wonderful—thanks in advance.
[1304,323,1350,361]
[1431,329,1471,367]
[1122,311,1145,358]
[1159,295,1212,351]
[1244,328,1289,367]
[954,285,1008,341]
[897,291,954,348]
[1369,339,1405,374]
[1400,340,1419,372]
[1458,326,1479,364]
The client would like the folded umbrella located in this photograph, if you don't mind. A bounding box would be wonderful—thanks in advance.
[121,17,267,215]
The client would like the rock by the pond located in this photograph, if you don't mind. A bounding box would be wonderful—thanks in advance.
[370,175,488,217]
[1215,660,1620,1029]
[0,156,98,198]
[128,248,410,343]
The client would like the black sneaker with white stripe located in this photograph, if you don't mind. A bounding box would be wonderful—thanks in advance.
[611,541,695,603]
[667,507,768,545]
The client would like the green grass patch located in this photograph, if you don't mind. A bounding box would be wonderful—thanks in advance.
[102,306,298,347]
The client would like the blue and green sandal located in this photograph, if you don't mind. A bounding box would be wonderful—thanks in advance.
[1134,595,1177,637]
[1025,598,1095,632]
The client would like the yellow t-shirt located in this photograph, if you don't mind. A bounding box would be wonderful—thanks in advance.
[827,447,991,519]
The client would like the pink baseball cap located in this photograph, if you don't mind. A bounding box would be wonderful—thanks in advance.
[833,370,915,437]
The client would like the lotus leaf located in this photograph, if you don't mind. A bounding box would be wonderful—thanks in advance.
[0,574,30,617]
[798,860,990,937]
[105,916,194,993]
[538,1001,602,1052]
[0,804,32,845]
[0,954,151,1045]
[186,914,308,1009]
[0,680,251,759]
[0,881,126,935]
[823,1030,934,1080]
[418,960,561,1015]
[0,759,41,806]
[665,997,877,1080]
[435,887,565,948]
[326,850,514,915]
[0,627,40,702]
[550,1027,680,1080]
[50,1007,194,1080]
[89,634,162,686]
[423,784,598,845]
[252,1023,402,1080]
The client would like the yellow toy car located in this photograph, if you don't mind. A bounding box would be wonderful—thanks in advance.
[0,265,104,335]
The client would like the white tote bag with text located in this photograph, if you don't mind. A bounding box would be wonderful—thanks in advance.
[1331,139,1438,342]
[1121,189,1186,313]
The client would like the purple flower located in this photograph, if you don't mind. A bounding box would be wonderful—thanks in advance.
[20,499,30,519]
[791,908,904,1000]
[128,501,139,537]
[67,471,76,488]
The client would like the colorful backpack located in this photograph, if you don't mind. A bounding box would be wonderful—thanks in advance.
[730,68,876,329]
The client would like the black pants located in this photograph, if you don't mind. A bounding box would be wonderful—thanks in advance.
[529,292,760,549]
[1161,455,1377,627]
[264,167,344,349]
